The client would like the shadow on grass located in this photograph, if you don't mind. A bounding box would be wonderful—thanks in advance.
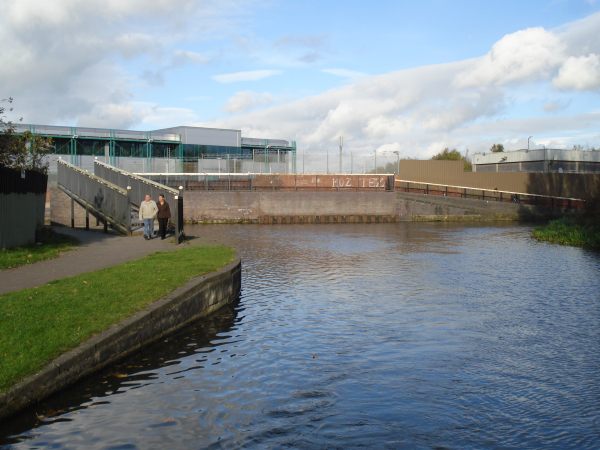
[0,227,80,270]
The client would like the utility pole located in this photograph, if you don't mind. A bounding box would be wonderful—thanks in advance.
[374,150,377,173]
[339,135,343,173]
[393,151,400,175]
[527,136,532,150]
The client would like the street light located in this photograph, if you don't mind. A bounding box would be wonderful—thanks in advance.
[393,150,400,176]
[527,136,533,150]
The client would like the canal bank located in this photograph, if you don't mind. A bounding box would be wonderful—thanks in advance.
[0,239,241,422]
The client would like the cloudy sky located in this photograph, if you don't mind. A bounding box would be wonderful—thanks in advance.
[1,0,600,170]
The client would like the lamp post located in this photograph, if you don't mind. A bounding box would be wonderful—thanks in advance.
[527,136,532,150]
[393,150,400,176]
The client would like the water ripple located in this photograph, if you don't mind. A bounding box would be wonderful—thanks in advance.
[1,224,599,449]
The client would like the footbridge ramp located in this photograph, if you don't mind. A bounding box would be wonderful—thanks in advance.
[57,159,184,242]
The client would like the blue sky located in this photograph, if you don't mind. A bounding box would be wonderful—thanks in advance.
[2,0,600,169]
[130,0,600,120]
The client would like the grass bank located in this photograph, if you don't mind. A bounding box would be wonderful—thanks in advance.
[533,216,600,250]
[0,227,78,270]
[0,244,235,393]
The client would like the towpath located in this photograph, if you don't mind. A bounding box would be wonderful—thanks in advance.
[0,227,180,295]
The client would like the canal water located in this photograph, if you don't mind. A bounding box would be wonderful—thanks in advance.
[1,224,599,449]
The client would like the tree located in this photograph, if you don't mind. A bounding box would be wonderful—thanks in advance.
[490,143,504,153]
[0,98,52,173]
[431,147,472,171]
[431,148,463,161]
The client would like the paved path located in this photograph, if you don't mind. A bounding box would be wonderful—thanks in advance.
[0,227,179,295]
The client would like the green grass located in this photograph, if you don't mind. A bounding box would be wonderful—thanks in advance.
[533,217,600,250]
[0,244,235,393]
[0,227,79,270]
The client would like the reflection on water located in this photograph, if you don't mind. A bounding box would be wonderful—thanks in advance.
[1,223,599,449]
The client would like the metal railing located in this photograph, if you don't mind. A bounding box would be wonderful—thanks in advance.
[136,173,395,192]
[57,159,132,234]
[15,123,180,142]
[395,179,586,209]
[94,160,184,242]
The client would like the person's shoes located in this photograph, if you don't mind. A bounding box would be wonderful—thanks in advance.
[161,237,165,240]
[144,236,149,240]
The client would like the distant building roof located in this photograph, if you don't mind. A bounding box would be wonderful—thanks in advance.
[473,148,600,165]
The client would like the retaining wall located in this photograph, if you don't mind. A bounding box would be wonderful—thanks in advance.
[184,191,528,223]
[49,185,560,227]
[0,258,241,421]
[185,191,398,223]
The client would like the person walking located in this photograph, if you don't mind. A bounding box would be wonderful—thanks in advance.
[156,194,171,240]
[139,194,158,240]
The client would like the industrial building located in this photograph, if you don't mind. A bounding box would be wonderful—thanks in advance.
[14,123,296,174]
[472,148,600,173]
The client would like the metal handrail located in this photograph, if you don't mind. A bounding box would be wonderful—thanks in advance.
[94,160,183,242]
[395,179,586,208]
[57,159,132,234]
[96,160,179,195]
[395,179,584,202]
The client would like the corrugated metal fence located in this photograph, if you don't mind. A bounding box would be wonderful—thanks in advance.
[0,166,47,249]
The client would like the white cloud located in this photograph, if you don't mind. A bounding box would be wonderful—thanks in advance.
[77,103,141,129]
[322,68,367,79]
[225,91,274,113]
[78,101,199,129]
[212,70,283,83]
[456,27,565,88]
[172,50,211,65]
[0,0,254,127]
[114,33,158,58]
[553,54,600,90]
[543,99,571,112]
[234,33,329,68]
[208,13,600,169]
[136,104,199,128]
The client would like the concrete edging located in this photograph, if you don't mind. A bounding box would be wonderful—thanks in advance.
[0,258,242,422]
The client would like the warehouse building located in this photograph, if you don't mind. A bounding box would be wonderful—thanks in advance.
[14,123,296,174]
[472,148,600,173]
